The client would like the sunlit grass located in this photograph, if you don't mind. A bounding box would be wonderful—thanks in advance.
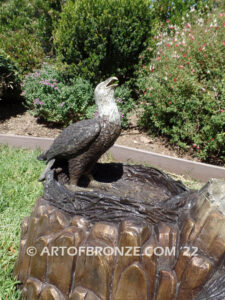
[0,145,44,299]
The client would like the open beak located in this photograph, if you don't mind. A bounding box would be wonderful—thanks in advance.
[106,77,119,88]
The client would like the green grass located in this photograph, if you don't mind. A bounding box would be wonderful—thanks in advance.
[0,145,43,299]
[0,145,202,299]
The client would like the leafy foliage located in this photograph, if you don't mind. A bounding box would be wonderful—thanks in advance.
[0,30,44,74]
[30,0,64,53]
[53,0,153,84]
[0,0,64,73]
[22,64,134,127]
[115,84,135,128]
[0,50,20,100]
[22,64,95,125]
[137,8,225,164]
[152,0,216,25]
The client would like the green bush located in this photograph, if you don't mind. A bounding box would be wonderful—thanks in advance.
[137,8,225,164]
[30,0,64,53]
[53,0,153,84]
[0,0,42,73]
[22,64,133,127]
[114,84,135,128]
[0,50,20,100]
[0,29,44,74]
[152,0,216,25]
[0,0,64,73]
[22,64,95,125]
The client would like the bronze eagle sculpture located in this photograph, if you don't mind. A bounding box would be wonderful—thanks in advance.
[37,77,121,187]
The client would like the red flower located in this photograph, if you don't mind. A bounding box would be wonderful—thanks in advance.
[186,23,191,28]
[156,57,161,61]
[223,22,225,27]
[192,144,196,148]
[167,43,171,47]
[179,65,184,69]
[166,19,170,23]
[211,138,214,141]
[173,77,177,82]
[196,146,200,150]
[223,41,225,46]
[168,101,172,105]
[221,109,225,113]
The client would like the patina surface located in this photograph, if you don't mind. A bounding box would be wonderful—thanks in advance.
[14,164,225,300]
[37,77,121,186]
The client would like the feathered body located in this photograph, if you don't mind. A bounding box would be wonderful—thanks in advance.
[38,77,121,185]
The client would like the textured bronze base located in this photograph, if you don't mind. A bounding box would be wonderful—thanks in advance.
[14,164,225,300]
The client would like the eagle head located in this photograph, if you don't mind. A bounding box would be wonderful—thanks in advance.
[94,77,120,124]
[94,77,118,104]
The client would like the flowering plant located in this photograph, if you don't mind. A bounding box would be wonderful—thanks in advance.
[137,7,225,164]
[22,64,132,127]
[22,64,95,125]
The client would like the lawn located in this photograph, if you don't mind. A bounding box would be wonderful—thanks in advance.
[0,145,43,299]
[0,145,203,299]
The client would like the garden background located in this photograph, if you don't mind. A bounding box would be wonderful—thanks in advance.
[1,0,225,164]
[0,0,225,298]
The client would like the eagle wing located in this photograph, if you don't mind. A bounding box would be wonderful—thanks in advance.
[40,118,101,161]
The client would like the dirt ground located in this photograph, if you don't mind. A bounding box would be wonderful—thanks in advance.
[0,100,202,162]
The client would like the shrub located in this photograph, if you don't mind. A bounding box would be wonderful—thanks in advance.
[137,8,225,164]
[114,84,135,128]
[53,0,153,84]
[22,64,133,127]
[22,64,95,125]
[0,0,43,73]
[0,0,64,73]
[29,0,64,53]
[0,50,20,100]
[152,0,216,25]
[0,29,44,74]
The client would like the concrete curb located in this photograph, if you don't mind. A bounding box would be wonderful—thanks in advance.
[0,134,224,182]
